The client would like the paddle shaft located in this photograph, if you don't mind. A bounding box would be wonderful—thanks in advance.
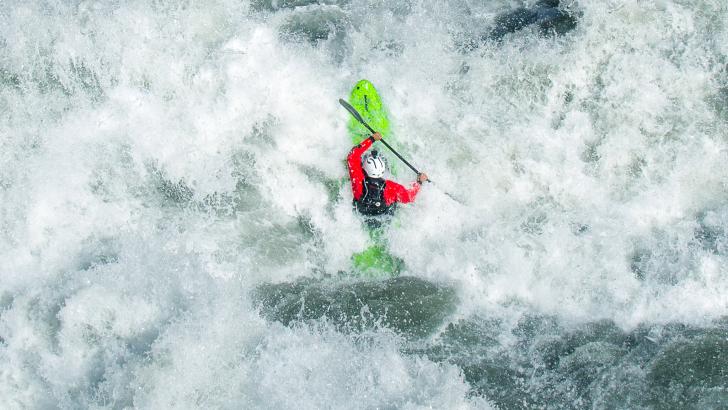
[339,99,422,176]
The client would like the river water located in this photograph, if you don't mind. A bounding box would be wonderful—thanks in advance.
[2,0,727,408]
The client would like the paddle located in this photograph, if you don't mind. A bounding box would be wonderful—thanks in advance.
[338,98,464,204]
[339,98,422,176]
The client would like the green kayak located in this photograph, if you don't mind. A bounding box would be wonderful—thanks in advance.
[345,80,403,278]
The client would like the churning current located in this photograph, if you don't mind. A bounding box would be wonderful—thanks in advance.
[1,0,727,408]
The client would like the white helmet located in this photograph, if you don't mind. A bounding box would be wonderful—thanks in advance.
[363,151,386,178]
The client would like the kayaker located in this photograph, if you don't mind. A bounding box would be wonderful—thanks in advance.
[347,132,428,221]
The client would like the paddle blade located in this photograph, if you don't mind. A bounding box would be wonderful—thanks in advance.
[339,99,376,134]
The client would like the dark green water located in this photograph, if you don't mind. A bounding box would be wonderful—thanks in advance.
[255,278,728,409]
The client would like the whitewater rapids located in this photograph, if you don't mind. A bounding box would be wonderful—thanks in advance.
[1,0,727,408]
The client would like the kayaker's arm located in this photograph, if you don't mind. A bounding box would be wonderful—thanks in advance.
[383,180,421,205]
[382,171,428,205]
[347,135,377,200]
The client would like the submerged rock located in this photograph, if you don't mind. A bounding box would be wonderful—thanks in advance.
[490,0,578,41]
[252,276,457,338]
[457,0,579,51]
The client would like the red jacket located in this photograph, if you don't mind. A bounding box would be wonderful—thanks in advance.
[347,137,420,205]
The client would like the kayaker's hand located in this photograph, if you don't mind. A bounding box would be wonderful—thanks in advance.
[371,132,382,141]
[417,172,429,184]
